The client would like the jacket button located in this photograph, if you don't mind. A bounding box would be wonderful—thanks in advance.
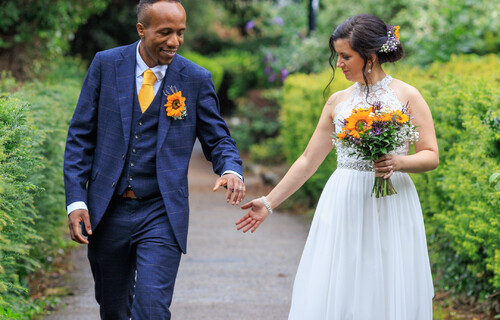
[122,154,125,160]
[130,163,134,167]
[132,149,137,153]
[139,121,143,126]
[112,182,116,187]
[129,177,133,181]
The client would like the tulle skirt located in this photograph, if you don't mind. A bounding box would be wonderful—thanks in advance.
[288,169,434,320]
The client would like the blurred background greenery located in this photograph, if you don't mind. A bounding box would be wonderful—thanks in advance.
[0,0,498,318]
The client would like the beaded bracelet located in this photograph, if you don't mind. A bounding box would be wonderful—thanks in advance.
[260,196,273,215]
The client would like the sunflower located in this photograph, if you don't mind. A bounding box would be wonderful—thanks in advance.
[376,112,393,122]
[349,130,361,139]
[337,132,348,140]
[165,91,186,118]
[394,110,409,124]
[345,108,374,136]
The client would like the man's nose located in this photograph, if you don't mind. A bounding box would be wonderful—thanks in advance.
[167,35,180,47]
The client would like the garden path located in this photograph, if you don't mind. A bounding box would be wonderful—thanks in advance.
[43,140,309,320]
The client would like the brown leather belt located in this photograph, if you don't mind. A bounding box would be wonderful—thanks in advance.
[121,189,138,199]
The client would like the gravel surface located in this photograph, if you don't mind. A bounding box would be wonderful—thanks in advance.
[43,141,309,320]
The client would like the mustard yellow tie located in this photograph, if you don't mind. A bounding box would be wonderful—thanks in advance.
[138,69,157,113]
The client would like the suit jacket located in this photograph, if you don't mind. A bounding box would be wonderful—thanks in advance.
[64,41,243,253]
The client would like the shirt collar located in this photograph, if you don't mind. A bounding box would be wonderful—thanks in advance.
[136,41,169,81]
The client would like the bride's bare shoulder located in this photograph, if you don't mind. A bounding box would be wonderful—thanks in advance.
[326,85,355,109]
[389,78,422,100]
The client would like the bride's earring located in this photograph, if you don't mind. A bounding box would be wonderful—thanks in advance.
[368,63,372,74]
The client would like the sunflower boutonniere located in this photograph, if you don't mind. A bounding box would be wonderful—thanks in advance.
[164,86,187,120]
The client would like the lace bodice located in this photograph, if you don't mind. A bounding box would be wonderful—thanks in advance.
[334,75,410,171]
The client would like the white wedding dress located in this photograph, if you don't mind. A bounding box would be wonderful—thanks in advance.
[288,75,434,320]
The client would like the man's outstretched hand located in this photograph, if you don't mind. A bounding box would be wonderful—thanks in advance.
[68,209,92,244]
[213,173,246,205]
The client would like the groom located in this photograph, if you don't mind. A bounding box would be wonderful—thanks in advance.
[63,0,245,318]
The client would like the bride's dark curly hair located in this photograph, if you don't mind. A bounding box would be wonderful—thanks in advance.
[324,14,404,99]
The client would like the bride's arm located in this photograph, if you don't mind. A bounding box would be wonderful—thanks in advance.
[236,94,338,232]
[374,84,439,175]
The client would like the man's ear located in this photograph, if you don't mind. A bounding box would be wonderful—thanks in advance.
[136,23,145,38]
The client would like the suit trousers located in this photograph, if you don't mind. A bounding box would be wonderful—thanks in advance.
[88,195,182,320]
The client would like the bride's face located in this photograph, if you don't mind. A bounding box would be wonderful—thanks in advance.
[334,39,366,83]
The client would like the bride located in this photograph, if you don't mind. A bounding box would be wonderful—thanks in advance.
[236,14,439,320]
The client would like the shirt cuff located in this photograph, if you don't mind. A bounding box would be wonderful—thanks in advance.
[67,201,88,216]
[222,170,243,181]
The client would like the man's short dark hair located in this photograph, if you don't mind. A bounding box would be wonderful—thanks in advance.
[137,0,182,27]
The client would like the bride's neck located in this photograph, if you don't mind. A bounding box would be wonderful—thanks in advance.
[360,68,386,85]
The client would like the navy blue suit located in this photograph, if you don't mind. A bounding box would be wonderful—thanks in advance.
[64,41,243,318]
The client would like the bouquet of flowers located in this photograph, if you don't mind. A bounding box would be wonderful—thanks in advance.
[333,101,419,198]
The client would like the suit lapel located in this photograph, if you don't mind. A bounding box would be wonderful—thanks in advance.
[157,55,186,153]
[115,42,138,150]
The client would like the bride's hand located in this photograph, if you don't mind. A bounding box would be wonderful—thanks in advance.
[236,198,270,233]
[374,155,400,179]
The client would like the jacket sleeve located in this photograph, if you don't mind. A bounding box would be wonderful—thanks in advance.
[63,53,101,206]
[195,71,243,179]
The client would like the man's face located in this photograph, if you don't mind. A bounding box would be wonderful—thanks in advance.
[137,1,186,67]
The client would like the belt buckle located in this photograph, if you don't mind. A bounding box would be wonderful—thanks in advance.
[122,189,138,199]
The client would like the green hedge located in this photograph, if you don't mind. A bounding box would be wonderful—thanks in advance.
[181,51,224,93]
[0,94,42,311]
[211,49,267,101]
[280,55,500,310]
[0,0,111,78]
[0,58,86,317]
[281,71,350,206]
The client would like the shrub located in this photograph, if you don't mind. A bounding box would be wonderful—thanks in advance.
[0,94,42,310]
[280,70,350,206]
[0,0,111,78]
[279,54,500,310]
[212,49,268,102]
[229,102,281,152]
[0,57,86,315]
[180,51,224,93]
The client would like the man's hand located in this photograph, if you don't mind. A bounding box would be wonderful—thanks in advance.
[68,209,92,244]
[213,173,246,205]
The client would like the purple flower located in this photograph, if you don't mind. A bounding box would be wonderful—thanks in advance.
[268,73,276,83]
[265,66,272,74]
[402,101,410,115]
[372,101,382,112]
[371,125,384,136]
[281,68,289,80]
[271,17,284,25]
[245,20,255,32]
[264,52,273,63]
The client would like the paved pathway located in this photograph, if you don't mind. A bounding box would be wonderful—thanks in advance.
[43,141,309,320]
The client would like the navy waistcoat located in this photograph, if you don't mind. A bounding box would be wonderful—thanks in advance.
[116,80,166,198]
